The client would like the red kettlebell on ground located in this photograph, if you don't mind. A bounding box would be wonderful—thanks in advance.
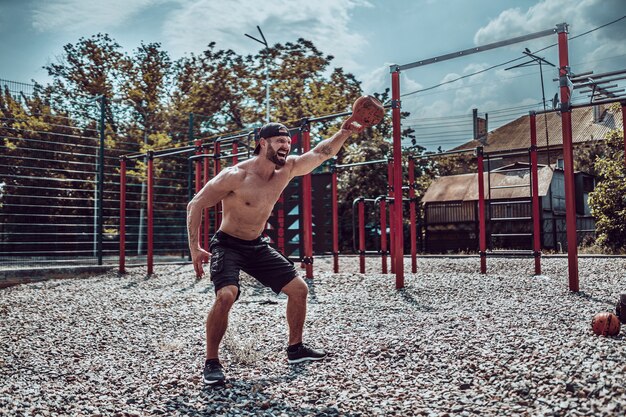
[591,312,621,336]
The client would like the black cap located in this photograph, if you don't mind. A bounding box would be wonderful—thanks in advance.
[254,123,290,155]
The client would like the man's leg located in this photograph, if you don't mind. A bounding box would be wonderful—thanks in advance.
[203,284,238,385]
[206,284,238,359]
[281,277,327,364]
[281,276,308,345]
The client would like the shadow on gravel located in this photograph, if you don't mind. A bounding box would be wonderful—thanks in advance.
[163,366,361,417]
[176,278,212,293]
[573,291,617,307]
[121,276,152,289]
[305,278,320,304]
[397,288,436,312]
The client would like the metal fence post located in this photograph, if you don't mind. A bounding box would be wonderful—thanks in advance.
[147,150,154,275]
[119,156,126,273]
[97,95,105,265]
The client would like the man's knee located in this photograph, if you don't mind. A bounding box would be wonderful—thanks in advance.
[214,285,238,310]
[283,277,308,299]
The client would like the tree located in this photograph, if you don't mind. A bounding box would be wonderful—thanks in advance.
[45,33,132,129]
[171,43,253,139]
[588,125,626,252]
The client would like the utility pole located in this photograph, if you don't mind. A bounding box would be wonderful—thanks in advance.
[506,49,555,165]
[245,26,270,122]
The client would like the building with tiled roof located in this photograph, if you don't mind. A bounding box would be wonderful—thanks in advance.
[419,104,622,253]
[452,104,622,168]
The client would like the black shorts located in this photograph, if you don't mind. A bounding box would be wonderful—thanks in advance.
[208,231,298,299]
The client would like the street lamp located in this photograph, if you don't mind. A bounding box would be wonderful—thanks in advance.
[245,25,270,123]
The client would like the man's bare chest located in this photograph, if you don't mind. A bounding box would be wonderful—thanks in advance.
[232,172,291,207]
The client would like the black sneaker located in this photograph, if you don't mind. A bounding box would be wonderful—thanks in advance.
[203,359,225,385]
[287,343,327,364]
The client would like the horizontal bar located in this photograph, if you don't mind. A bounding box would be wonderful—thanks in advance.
[570,68,626,82]
[491,233,533,237]
[7,174,96,184]
[485,250,536,257]
[153,147,195,159]
[579,84,618,93]
[585,90,626,98]
[486,151,532,160]
[0,163,96,177]
[215,151,251,160]
[0,142,123,162]
[394,26,558,71]
[2,126,100,141]
[307,110,352,123]
[571,97,626,108]
[493,167,531,173]
[412,148,476,159]
[490,217,533,221]
[214,132,253,143]
[335,159,388,169]
[0,116,99,133]
[489,200,532,205]
[490,185,530,190]
[188,153,216,161]
[573,75,626,89]
[533,97,626,115]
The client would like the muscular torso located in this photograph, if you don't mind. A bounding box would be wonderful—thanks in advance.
[219,159,293,240]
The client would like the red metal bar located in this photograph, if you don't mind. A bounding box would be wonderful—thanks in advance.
[194,140,202,193]
[214,141,222,231]
[387,158,395,274]
[557,23,579,292]
[408,156,417,273]
[331,169,339,273]
[232,141,239,165]
[203,145,210,249]
[358,198,366,273]
[277,194,286,254]
[530,113,542,275]
[301,127,314,278]
[194,140,202,251]
[147,151,154,275]
[391,70,404,288]
[379,197,388,273]
[119,156,126,274]
[477,147,487,274]
[622,101,626,167]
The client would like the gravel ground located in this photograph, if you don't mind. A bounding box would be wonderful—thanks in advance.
[1,256,625,416]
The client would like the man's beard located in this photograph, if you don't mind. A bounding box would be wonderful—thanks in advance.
[266,147,286,166]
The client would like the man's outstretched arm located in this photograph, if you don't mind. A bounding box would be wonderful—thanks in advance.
[289,123,362,177]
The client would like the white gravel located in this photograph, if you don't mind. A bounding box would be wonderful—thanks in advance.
[1,256,625,416]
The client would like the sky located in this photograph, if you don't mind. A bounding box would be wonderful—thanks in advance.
[1,0,625,150]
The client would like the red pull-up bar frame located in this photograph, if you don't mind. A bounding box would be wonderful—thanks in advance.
[389,23,575,290]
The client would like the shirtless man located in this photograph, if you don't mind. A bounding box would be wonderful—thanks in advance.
[187,120,362,385]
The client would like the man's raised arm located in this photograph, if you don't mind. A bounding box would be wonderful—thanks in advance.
[290,123,362,177]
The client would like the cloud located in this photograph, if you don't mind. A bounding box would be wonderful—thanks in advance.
[31,0,161,32]
[474,0,626,51]
[162,0,372,72]
[359,64,391,95]
[29,0,374,75]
